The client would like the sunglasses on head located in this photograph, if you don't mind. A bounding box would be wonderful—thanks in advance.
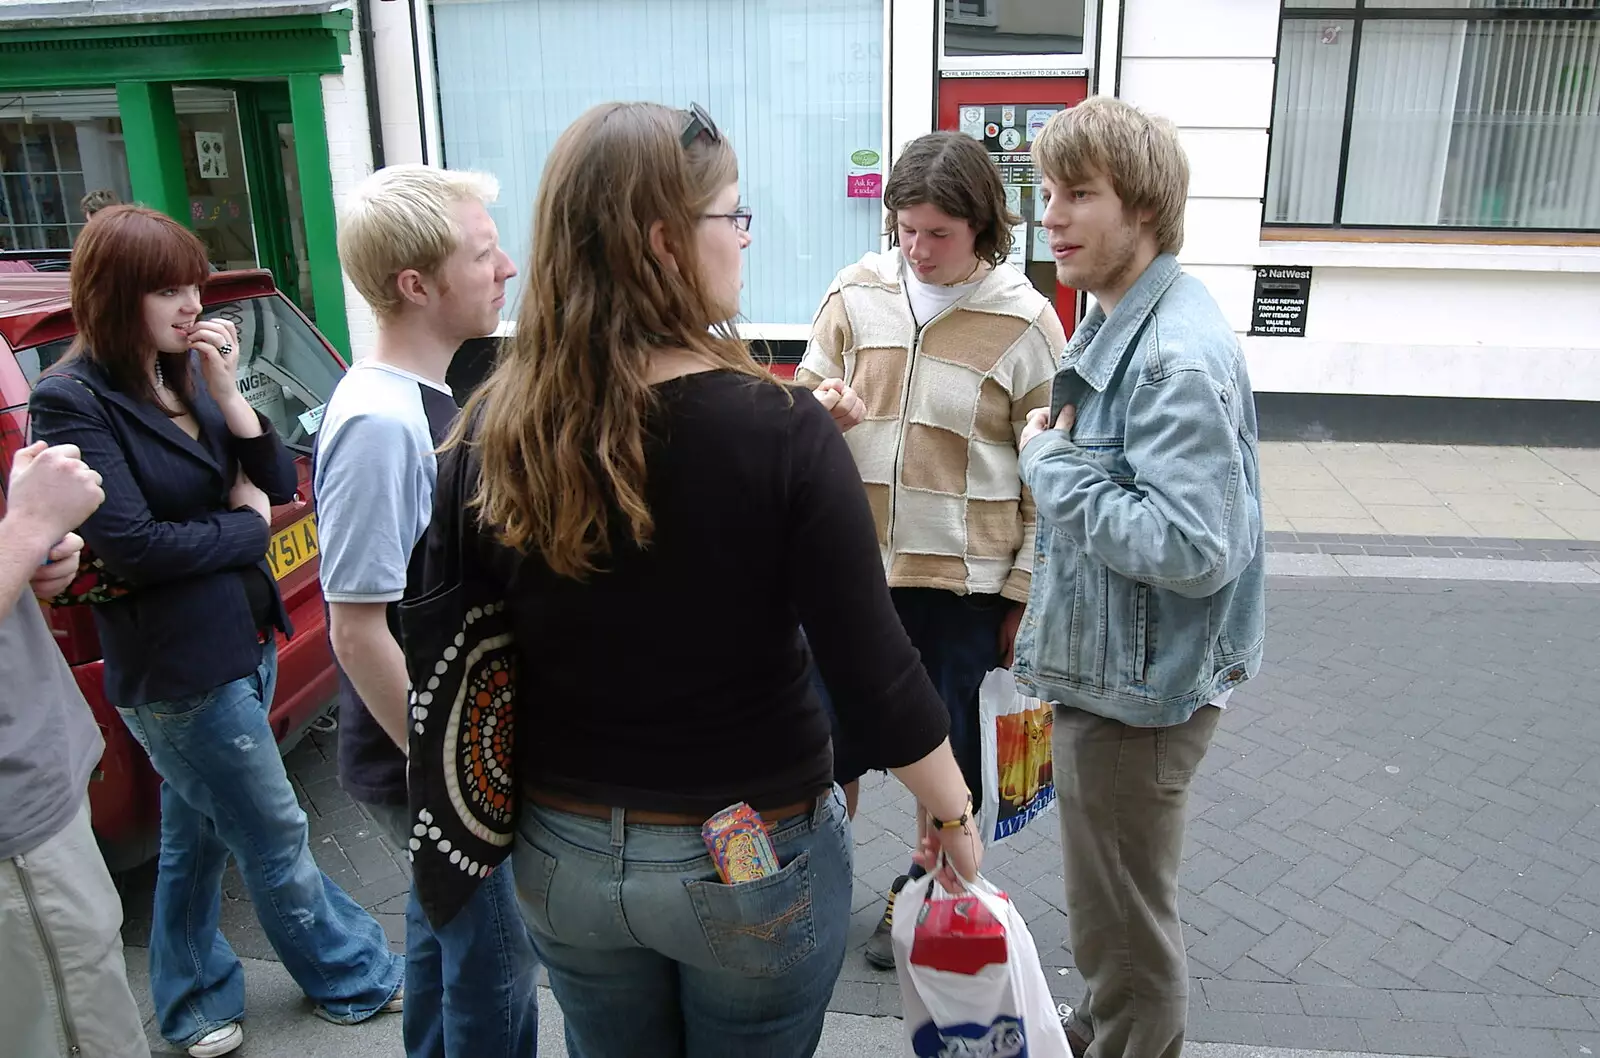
[678,103,750,232]
[679,102,720,148]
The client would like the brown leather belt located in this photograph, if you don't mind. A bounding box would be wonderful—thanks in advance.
[525,788,815,827]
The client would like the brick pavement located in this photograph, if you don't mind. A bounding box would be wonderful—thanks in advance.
[837,577,1600,1058]
[120,575,1600,1058]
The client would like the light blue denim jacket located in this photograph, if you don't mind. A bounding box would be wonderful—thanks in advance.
[1012,254,1266,727]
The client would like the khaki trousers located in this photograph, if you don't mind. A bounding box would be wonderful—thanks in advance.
[0,798,147,1058]
[1054,704,1221,1058]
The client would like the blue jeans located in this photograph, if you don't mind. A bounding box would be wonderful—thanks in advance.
[116,641,404,1048]
[366,802,540,1058]
[515,787,853,1058]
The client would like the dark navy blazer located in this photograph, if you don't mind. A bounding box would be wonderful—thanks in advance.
[28,354,298,709]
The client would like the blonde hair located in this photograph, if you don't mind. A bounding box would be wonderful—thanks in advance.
[1032,97,1189,255]
[453,101,776,580]
[337,164,500,318]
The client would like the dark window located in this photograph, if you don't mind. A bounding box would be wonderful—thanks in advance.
[943,0,1087,57]
[1266,2,1600,231]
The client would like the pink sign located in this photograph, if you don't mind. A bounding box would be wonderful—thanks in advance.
[847,172,882,199]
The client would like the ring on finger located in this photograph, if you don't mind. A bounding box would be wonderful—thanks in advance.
[218,342,234,356]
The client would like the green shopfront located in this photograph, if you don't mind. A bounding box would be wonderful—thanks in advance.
[0,4,355,354]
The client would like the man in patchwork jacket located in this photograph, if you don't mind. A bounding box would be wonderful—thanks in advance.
[796,130,1065,970]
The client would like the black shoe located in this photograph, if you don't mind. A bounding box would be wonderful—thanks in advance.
[863,873,911,970]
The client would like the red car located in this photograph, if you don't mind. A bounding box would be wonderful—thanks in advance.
[0,268,345,870]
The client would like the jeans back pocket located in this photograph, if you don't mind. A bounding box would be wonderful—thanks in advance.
[684,851,816,978]
[512,835,558,937]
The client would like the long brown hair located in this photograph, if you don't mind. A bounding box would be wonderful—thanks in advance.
[452,102,774,579]
[64,205,210,412]
[883,131,1022,267]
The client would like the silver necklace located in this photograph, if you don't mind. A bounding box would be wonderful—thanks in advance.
[154,359,165,391]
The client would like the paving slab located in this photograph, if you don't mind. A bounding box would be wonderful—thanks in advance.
[1259,442,1600,540]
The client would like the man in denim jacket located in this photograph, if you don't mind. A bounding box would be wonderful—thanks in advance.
[1015,98,1267,1058]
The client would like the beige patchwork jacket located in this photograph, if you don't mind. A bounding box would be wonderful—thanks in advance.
[796,249,1066,602]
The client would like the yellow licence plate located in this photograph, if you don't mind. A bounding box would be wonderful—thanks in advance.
[267,513,319,581]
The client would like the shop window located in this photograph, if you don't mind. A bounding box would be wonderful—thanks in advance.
[1266,4,1600,232]
[0,120,89,250]
[942,0,1088,59]
[432,0,884,327]
[1,91,135,251]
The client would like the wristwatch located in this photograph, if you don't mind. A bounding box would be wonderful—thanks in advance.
[929,795,974,832]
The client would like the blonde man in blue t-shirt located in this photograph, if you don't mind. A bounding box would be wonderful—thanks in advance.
[322,164,534,1058]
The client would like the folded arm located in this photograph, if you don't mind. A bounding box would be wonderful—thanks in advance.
[28,378,270,585]
[229,411,299,503]
[1020,366,1258,599]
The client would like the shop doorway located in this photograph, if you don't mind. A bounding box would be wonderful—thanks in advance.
[165,82,314,319]
[232,82,313,318]
[937,77,1088,332]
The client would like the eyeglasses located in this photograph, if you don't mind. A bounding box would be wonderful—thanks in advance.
[679,102,720,148]
[702,206,753,233]
[680,104,746,231]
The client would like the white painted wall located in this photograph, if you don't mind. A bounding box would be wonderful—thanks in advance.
[370,0,426,166]
[1117,0,1278,356]
[1118,0,1600,403]
[321,5,378,360]
[888,0,936,163]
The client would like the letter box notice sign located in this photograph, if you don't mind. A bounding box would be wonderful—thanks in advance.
[1250,266,1312,337]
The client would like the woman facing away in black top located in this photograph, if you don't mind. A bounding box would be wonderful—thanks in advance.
[423,102,982,1057]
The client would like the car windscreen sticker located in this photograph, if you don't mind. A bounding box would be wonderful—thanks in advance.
[297,403,326,436]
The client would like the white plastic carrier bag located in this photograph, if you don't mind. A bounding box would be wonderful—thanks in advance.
[891,867,1072,1057]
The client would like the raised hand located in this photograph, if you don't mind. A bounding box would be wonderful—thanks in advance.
[813,378,866,432]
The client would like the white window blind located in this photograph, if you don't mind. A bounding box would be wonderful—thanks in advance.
[1343,20,1467,225]
[1265,20,1354,224]
[431,0,885,325]
[1267,10,1600,230]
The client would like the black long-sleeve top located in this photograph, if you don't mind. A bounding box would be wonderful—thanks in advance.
[459,370,950,815]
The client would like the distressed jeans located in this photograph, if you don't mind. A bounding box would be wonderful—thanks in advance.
[1054,703,1221,1058]
[117,641,404,1049]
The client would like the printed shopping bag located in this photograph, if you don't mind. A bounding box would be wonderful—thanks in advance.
[891,869,1072,1057]
[978,668,1056,846]
[397,440,519,928]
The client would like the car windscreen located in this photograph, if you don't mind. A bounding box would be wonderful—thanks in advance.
[14,294,344,455]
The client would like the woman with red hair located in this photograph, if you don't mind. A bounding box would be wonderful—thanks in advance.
[29,206,403,1058]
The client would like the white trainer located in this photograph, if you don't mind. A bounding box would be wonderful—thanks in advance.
[187,1023,243,1057]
